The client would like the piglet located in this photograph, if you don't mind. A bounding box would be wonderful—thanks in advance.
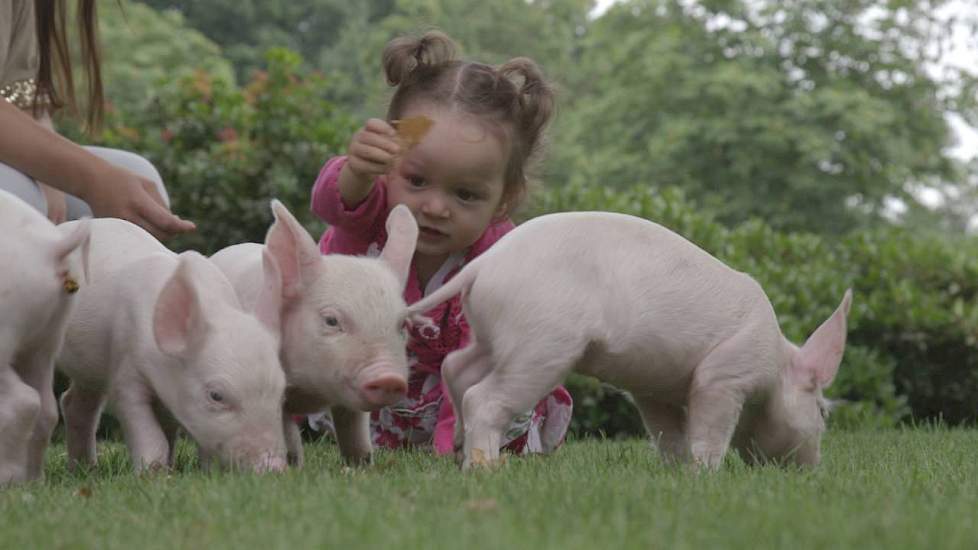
[407,211,852,470]
[210,201,416,467]
[56,218,288,473]
[0,191,90,486]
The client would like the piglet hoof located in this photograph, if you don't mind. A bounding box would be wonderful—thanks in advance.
[136,461,171,478]
[462,448,506,471]
[691,456,724,473]
[66,457,97,473]
[287,450,304,469]
[341,452,373,468]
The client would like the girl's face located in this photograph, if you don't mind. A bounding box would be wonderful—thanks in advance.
[386,105,509,262]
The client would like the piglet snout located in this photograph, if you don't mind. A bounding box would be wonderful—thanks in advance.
[360,373,408,408]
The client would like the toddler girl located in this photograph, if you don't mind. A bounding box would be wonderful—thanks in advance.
[309,30,572,455]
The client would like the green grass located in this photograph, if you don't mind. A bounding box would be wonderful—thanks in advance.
[1,429,976,550]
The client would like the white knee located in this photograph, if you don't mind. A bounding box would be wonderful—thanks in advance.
[461,385,509,432]
[0,162,46,214]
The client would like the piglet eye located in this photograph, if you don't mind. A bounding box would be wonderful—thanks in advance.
[321,308,343,331]
[209,391,224,403]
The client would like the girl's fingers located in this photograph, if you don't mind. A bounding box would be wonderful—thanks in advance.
[356,130,401,156]
[363,118,397,137]
[350,142,397,167]
[348,156,392,178]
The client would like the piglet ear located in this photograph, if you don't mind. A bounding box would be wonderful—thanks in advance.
[154,252,209,357]
[380,204,418,289]
[253,247,283,337]
[266,200,320,301]
[53,219,92,286]
[793,289,853,388]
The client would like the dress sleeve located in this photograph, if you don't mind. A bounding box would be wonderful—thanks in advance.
[1,1,40,90]
[310,155,389,241]
[0,5,11,82]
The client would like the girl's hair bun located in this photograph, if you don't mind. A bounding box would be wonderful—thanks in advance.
[383,30,458,87]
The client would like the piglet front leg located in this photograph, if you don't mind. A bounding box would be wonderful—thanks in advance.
[60,384,106,469]
[331,406,372,466]
[283,411,304,468]
[634,397,689,464]
[114,389,171,472]
[20,352,60,480]
[458,345,577,470]
[0,366,39,486]
[440,341,494,467]
[685,335,754,470]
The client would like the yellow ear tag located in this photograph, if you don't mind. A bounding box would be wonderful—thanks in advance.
[393,115,434,148]
[63,274,79,294]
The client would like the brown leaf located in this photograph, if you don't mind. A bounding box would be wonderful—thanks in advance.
[394,115,434,148]
[465,498,498,512]
[75,486,93,498]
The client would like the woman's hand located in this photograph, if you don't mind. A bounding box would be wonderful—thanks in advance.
[1,101,195,240]
[81,164,196,241]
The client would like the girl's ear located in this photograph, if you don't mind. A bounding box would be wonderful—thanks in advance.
[493,184,521,221]
[493,199,510,221]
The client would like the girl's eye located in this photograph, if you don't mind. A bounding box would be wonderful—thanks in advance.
[456,189,479,202]
[408,176,426,188]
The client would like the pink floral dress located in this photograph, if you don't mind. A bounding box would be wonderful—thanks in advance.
[309,156,573,455]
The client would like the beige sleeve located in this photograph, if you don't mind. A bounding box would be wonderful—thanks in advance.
[0,0,39,89]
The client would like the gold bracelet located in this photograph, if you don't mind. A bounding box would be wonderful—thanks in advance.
[0,78,49,110]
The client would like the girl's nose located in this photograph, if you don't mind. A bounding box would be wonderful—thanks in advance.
[421,192,450,218]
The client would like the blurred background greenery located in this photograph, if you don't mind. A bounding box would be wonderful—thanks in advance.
[56,0,978,436]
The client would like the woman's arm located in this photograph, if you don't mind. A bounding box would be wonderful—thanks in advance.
[0,100,194,239]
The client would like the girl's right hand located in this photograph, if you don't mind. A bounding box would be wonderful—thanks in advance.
[82,164,196,241]
[345,118,401,182]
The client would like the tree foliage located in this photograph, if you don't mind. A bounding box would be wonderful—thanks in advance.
[132,0,978,233]
[96,1,234,115]
[547,0,978,232]
[136,0,360,82]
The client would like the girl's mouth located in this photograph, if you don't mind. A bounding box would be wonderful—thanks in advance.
[419,226,447,239]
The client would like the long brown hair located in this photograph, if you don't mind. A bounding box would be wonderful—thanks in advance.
[33,0,105,131]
